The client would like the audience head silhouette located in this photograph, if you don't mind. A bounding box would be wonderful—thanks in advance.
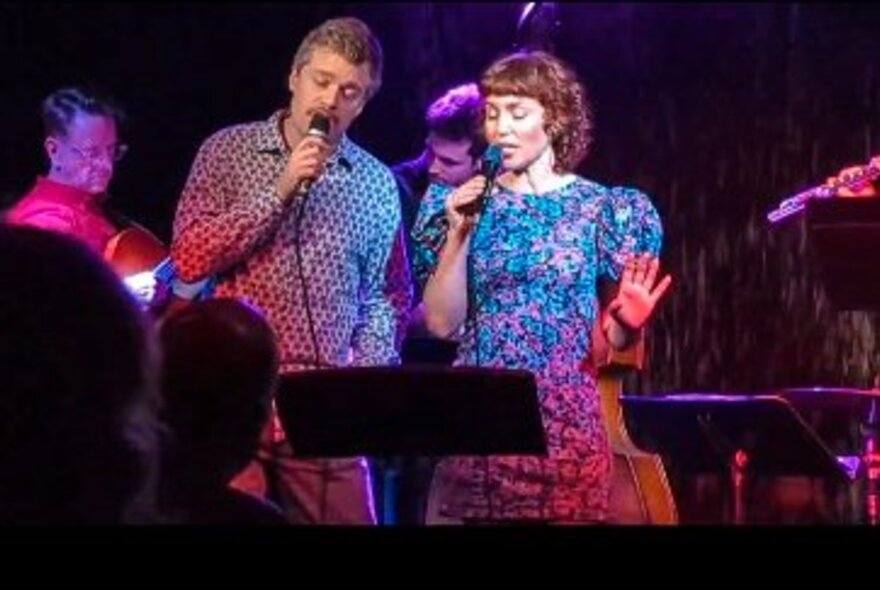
[0,225,160,524]
[159,298,279,488]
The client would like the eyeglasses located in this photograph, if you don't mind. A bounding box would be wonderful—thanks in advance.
[68,143,129,163]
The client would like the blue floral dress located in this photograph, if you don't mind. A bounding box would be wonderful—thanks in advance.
[412,176,663,522]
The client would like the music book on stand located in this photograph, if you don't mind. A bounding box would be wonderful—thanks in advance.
[275,365,547,458]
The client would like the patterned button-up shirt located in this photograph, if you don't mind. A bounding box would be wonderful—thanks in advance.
[171,110,411,373]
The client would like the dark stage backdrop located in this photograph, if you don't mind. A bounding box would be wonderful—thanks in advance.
[2,2,879,394]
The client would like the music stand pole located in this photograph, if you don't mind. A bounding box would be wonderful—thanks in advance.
[697,413,750,524]
[730,450,750,526]
[863,399,880,525]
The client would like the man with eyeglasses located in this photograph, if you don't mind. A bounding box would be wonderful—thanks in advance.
[6,86,210,306]
[7,86,130,256]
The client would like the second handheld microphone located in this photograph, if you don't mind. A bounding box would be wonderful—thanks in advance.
[457,144,504,216]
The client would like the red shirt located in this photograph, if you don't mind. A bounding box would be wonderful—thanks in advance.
[5,176,118,256]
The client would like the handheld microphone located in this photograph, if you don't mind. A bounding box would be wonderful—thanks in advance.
[458,144,503,216]
[297,114,331,194]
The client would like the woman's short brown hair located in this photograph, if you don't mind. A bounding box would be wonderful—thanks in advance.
[480,50,593,173]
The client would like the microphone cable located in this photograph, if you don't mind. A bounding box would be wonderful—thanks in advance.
[290,114,333,369]
[292,189,325,369]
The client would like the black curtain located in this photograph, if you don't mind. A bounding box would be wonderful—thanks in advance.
[3,2,879,393]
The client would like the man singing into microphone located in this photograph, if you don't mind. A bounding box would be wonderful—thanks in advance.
[169,17,410,524]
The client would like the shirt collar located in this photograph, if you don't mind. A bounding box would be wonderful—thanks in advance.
[33,176,104,208]
[253,109,355,171]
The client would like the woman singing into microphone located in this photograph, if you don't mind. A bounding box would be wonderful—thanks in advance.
[412,50,672,524]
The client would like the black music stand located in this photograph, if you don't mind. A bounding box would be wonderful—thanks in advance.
[621,394,851,524]
[806,198,880,522]
[778,387,880,524]
[807,198,880,310]
[776,388,880,454]
[275,366,546,458]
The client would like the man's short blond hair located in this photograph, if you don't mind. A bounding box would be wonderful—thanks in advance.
[292,17,383,100]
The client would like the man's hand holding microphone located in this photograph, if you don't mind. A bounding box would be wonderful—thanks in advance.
[278,114,332,203]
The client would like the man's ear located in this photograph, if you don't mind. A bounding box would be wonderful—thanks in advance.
[352,98,366,120]
[44,136,62,169]
[45,136,60,160]
[288,64,301,94]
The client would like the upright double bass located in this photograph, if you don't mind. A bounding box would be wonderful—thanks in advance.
[591,325,678,524]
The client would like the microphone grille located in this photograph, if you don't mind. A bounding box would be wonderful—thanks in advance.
[307,114,331,139]
[482,144,503,175]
